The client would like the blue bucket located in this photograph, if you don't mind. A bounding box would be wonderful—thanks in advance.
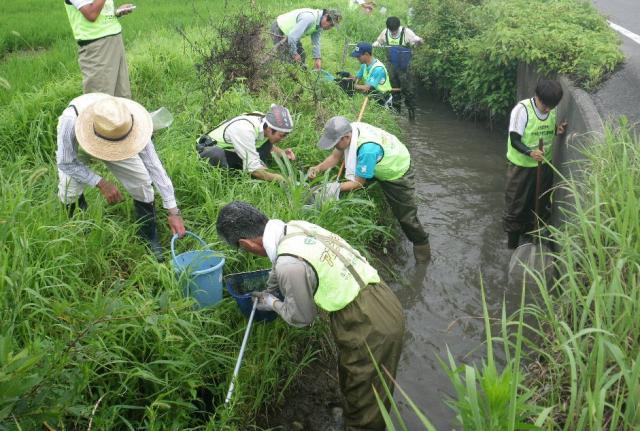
[171,231,225,308]
[225,269,279,322]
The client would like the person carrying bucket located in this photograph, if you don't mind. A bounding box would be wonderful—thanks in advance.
[196,105,295,182]
[340,42,393,108]
[307,116,431,262]
[503,79,567,249]
[372,16,424,120]
[215,201,405,431]
[56,93,186,260]
[271,8,342,70]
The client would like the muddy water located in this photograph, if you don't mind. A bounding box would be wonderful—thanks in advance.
[384,93,521,430]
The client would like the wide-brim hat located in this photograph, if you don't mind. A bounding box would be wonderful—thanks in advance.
[75,94,153,161]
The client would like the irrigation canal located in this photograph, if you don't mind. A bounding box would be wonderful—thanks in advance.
[383,92,521,430]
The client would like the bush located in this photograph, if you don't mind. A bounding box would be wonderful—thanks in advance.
[411,0,623,120]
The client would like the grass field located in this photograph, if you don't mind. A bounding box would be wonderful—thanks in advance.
[0,1,410,429]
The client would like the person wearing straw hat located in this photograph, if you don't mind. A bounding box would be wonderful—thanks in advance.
[307,116,430,262]
[64,0,135,97]
[196,105,296,182]
[56,93,186,260]
[215,200,405,431]
[271,8,342,70]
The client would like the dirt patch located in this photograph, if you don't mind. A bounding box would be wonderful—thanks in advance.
[257,353,345,431]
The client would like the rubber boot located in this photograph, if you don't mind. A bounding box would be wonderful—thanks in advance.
[66,194,88,217]
[133,200,164,262]
[413,242,431,263]
[507,232,520,249]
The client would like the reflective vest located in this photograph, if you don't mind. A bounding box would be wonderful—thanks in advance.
[277,8,322,37]
[362,59,392,93]
[353,122,410,181]
[385,27,406,46]
[277,220,380,312]
[206,113,266,151]
[506,98,556,167]
[64,0,122,42]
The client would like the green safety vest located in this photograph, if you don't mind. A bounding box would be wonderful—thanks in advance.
[64,0,122,42]
[277,220,380,312]
[385,27,406,46]
[362,59,392,93]
[506,98,556,167]
[206,113,266,151]
[276,8,322,37]
[353,122,410,181]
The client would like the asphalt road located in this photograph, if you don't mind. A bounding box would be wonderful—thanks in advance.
[591,0,640,128]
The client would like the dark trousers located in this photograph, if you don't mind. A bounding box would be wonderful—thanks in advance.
[388,63,415,111]
[197,141,273,170]
[330,281,405,431]
[270,22,306,63]
[377,166,429,245]
[503,162,554,234]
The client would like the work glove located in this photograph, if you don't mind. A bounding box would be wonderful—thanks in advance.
[251,291,279,311]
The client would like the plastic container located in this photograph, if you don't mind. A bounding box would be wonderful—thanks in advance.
[171,231,225,308]
[225,269,279,322]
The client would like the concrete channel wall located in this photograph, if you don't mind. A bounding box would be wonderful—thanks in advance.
[517,63,605,224]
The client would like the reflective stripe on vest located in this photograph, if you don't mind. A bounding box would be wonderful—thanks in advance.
[276,8,322,37]
[276,220,380,312]
[385,27,406,46]
[353,122,410,181]
[506,99,556,167]
[363,59,392,93]
[64,0,122,42]
[206,113,265,150]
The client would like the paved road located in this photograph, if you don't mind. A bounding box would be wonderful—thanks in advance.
[591,0,640,128]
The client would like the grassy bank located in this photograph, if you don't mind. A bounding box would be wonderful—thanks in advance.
[421,127,640,430]
[409,0,623,121]
[0,1,408,429]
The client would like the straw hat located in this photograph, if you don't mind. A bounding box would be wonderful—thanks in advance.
[75,94,153,161]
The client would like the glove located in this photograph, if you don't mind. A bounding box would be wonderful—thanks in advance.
[251,291,279,311]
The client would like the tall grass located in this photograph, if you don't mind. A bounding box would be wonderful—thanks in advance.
[406,126,640,430]
[0,0,410,429]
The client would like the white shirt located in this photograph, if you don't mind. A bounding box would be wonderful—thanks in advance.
[223,117,268,173]
[372,26,424,47]
[509,98,549,136]
[56,106,177,209]
[69,0,93,9]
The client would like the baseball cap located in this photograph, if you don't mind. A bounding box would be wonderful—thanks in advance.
[317,116,352,150]
[265,104,294,133]
[350,42,373,57]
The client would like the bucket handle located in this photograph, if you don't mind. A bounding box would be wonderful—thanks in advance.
[171,231,208,261]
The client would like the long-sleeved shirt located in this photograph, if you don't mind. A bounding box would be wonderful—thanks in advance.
[263,219,319,327]
[372,26,424,47]
[223,117,268,173]
[286,11,322,59]
[56,106,178,209]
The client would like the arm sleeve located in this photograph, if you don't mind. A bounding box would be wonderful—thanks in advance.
[269,257,319,327]
[225,121,265,173]
[69,0,93,9]
[508,103,527,136]
[364,66,385,88]
[372,29,386,47]
[311,29,321,59]
[56,114,102,187]
[509,132,531,155]
[287,12,315,56]
[138,141,177,209]
[355,143,383,179]
[404,28,424,45]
